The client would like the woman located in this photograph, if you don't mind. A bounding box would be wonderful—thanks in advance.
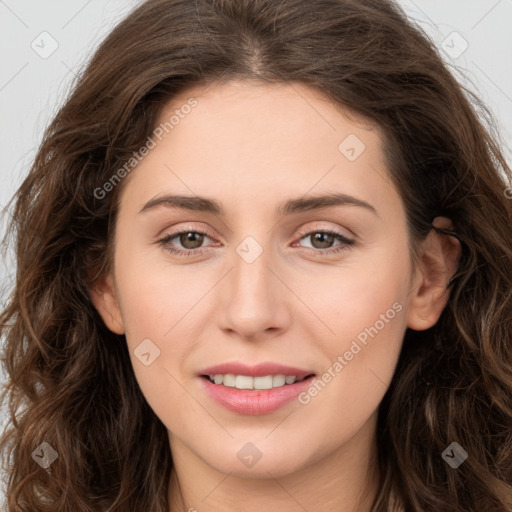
[1,0,511,510]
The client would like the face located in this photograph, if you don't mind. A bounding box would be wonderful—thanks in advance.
[92,80,450,480]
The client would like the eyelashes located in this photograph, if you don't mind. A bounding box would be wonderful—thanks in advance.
[294,229,355,254]
[157,227,355,258]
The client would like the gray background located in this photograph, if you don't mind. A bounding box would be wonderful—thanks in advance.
[1,0,511,505]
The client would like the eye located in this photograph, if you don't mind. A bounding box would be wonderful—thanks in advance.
[157,227,355,258]
[294,229,355,256]
[158,229,213,257]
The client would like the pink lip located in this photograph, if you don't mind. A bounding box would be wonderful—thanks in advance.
[199,375,315,415]
[198,361,316,415]
[199,362,314,379]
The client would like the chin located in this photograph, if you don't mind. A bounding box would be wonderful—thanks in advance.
[203,439,313,479]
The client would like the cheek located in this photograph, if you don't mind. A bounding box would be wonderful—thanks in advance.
[113,260,203,425]
[111,241,198,400]
[294,248,410,436]
[302,238,411,354]
[113,234,202,340]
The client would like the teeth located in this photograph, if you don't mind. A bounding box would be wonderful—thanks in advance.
[223,374,236,387]
[207,373,307,389]
[235,375,253,389]
[271,375,285,387]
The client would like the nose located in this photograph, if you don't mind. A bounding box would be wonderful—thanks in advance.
[217,238,293,341]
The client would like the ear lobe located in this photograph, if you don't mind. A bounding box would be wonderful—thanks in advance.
[89,273,125,335]
[406,217,461,331]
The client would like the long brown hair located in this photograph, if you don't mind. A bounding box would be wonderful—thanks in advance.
[1,0,511,510]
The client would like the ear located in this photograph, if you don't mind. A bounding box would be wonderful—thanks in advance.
[407,216,461,331]
[89,273,125,335]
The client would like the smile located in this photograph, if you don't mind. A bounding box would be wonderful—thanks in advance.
[202,373,313,390]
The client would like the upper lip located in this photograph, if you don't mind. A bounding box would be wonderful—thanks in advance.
[199,362,315,379]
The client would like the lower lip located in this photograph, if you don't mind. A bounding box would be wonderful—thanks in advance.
[199,376,315,415]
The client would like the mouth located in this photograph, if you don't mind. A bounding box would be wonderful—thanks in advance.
[197,362,317,414]
[200,373,316,390]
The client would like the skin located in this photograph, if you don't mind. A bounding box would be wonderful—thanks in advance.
[90,80,461,512]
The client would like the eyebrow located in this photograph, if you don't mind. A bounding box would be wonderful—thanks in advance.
[139,192,378,217]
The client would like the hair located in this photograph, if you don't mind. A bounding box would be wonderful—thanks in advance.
[1,0,511,510]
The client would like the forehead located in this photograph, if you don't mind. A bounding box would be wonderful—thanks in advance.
[159,79,377,148]
[118,80,400,220]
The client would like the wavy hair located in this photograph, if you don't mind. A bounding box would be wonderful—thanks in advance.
[1,0,511,510]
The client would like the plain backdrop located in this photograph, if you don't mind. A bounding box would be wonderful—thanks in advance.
[0,0,511,505]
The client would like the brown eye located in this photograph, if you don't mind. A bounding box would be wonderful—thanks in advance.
[158,229,213,256]
[295,229,355,256]
[178,232,205,249]
[309,232,336,249]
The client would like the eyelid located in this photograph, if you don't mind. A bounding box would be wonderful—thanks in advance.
[156,222,214,239]
[157,221,357,261]
[294,221,355,241]
[158,221,354,244]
